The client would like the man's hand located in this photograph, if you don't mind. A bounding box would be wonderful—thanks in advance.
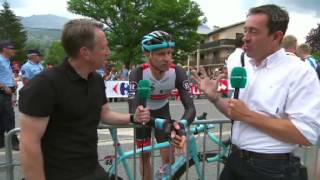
[191,67,224,102]
[228,99,252,121]
[134,105,150,124]
[3,86,12,95]
[170,122,187,154]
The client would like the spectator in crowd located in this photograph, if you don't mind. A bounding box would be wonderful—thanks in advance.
[96,60,109,78]
[46,64,54,70]
[19,19,150,180]
[226,34,246,78]
[128,64,136,76]
[225,34,246,96]
[20,49,44,86]
[192,4,320,180]
[297,43,318,69]
[281,35,300,61]
[217,66,229,98]
[107,64,119,102]
[120,64,129,80]
[0,41,19,150]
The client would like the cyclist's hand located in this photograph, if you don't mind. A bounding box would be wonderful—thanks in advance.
[134,105,150,124]
[171,122,187,153]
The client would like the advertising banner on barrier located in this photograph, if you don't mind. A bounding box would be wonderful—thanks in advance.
[105,81,206,98]
[190,83,204,95]
[105,81,130,98]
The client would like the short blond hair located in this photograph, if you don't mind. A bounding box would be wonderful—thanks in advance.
[281,35,297,50]
[297,43,312,54]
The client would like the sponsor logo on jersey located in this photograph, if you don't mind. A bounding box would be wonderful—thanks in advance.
[182,80,191,91]
[128,81,138,98]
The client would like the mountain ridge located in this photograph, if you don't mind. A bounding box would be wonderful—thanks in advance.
[20,14,69,29]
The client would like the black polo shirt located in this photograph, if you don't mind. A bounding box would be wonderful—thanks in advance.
[19,59,107,180]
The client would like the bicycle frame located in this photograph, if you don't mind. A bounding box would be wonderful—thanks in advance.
[106,119,227,180]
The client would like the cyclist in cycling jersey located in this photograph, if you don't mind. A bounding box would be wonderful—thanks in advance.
[128,30,196,180]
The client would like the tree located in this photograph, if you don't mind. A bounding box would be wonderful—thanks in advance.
[0,1,27,61]
[306,23,320,53]
[67,0,205,65]
[46,41,66,66]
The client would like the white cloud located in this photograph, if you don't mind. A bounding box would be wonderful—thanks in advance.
[6,0,320,43]
[195,0,247,28]
[9,0,79,18]
[194,0,320,43]
[286,11,319,44]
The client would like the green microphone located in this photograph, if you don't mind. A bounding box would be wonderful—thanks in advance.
[230,67,247,99]
[138,80,151,125]
[138,80,152,107]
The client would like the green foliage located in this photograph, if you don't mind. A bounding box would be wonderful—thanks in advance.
[67,0,205,66]
[0,1,27,61]
[26,28,62,50]
[312,52,320,61]
[46,41,66,66]
[306,23,320,52]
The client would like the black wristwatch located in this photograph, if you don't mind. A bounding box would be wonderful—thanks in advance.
[130,114,135,123]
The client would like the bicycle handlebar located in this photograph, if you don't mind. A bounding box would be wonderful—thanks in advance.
[147,112,211,138]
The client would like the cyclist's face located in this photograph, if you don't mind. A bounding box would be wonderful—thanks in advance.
[147,48,174,72]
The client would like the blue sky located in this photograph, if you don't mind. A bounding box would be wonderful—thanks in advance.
[3,0,320,43]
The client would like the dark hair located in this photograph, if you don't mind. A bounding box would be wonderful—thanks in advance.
[248,4,289,35]
[235,34,244,48]
[0,40,15,52]
[61,19,104,58]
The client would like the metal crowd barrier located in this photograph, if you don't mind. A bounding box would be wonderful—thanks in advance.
[1,120,320,180]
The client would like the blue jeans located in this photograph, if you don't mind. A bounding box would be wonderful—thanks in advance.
[220,152,303,180]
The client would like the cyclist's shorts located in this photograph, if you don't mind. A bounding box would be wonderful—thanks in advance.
[136,103,171,148]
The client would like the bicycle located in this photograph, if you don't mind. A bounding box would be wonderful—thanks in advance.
[102,112,229,180]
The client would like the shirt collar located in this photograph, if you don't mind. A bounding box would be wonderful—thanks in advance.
[286,51,298,57]
[62,58,83,81]
[249,48,285,69]
[28,60,38,65]
[303,55,312,61]
[0,54,9,61]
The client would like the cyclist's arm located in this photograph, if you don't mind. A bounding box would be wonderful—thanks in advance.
[128,66,142,114]
[175,66,196,125]
[20,113,48,180]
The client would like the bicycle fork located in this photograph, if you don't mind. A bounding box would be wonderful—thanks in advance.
[188,135,207,180]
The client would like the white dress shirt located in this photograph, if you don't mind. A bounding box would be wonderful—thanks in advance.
[285,51,301,61]
[227,48,320,153]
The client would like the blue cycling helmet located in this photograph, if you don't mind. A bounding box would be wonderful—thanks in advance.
[141,30,175,52]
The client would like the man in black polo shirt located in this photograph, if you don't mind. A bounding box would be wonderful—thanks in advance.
[18,19,150,180]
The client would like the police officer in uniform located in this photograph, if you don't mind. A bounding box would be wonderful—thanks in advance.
[0,41,19,150]
[21,50,44,85]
